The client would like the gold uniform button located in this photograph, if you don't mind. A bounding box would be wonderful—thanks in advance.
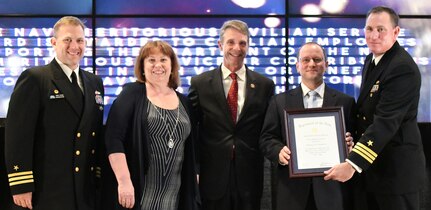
[92,132,96,136]
[91,149,95,154]
[75,167,80,172]
[90,167,94,171]
[76,133,81,138]
[362,116,366,120]
[76,150,80,156]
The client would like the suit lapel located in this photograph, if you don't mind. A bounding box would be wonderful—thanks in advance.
[79,71,96,127]
[288,87,305,109]
[50,60,83,116]
[322,86,337,107]
[358,56,380,105]
[360,56,373,89]
[358,42,399,106]
[238,68,256,123]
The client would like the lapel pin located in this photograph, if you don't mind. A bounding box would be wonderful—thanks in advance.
[95,95,103,105]
[371,84,379,93]
[250,83,255,89]
[54,90,59,94]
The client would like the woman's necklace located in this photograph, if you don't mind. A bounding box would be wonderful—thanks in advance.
[152,103,180,149]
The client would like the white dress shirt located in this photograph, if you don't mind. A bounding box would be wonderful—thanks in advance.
[55,57,83,92]
[301,82,325,108]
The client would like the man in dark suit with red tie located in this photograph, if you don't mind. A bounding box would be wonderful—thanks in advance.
[4,16,104,210]
[324,6,426,210]
[259,42,356,210]
[188,20,274,210]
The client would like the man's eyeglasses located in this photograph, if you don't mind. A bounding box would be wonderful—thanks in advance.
[299,57,324,64]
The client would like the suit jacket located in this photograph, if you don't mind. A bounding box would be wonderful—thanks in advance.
[188,65,274,200]
[349,41,426,194]
[259,85,356,210]
[102,82,200,210]
[4,59,104,210]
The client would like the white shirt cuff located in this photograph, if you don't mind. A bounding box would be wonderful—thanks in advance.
[346,159,362,173]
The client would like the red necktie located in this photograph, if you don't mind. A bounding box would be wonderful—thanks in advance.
[227,73,238,123]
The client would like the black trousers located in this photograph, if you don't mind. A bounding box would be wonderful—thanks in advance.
[365,191,420,210]
[202,161,261,210]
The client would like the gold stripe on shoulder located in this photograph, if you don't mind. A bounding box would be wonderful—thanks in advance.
[9,179,34,187]
[8,171,33,178]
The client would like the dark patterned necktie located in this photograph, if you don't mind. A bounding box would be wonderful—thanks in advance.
[227,73,238,123]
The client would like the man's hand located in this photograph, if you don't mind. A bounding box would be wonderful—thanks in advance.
[278,146,291,166]
[13,192,33,209]
[324,162,355,182]
[345,132,354,153]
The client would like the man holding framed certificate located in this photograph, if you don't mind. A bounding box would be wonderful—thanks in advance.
[324,6,426,210]
[259,42,356,210]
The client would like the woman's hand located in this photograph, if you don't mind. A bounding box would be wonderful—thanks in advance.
[118,179,135,209]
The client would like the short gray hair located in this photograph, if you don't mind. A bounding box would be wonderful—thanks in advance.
[219,20,250,43]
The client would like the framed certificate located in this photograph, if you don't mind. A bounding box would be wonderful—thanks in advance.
[284,107,347,178]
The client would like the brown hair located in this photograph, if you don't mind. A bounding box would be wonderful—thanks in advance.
[53,16,86,37]
[134,40,181,89]
[366,6,399,27]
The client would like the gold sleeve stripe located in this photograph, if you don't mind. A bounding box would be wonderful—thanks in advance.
[352,148,373,164]
[354,146,376,161]
[356,142,378,157]
[8,171,33,178]
[9,179,34,187]
[9,175,33,182]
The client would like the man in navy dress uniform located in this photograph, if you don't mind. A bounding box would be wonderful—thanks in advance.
[4,16,104,210]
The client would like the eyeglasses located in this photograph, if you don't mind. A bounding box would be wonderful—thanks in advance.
[299,57,324,64]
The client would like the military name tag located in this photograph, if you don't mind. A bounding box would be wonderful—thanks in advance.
[49,94,65,99]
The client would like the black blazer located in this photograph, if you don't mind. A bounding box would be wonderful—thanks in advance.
[5,59,104,210]
[188,65,274,200]
[103,82,200,210]
[349,41,426,194]
[259,85,356,210]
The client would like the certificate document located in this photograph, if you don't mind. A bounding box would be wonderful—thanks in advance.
[293,116,340,170]
[284,107,347,177]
